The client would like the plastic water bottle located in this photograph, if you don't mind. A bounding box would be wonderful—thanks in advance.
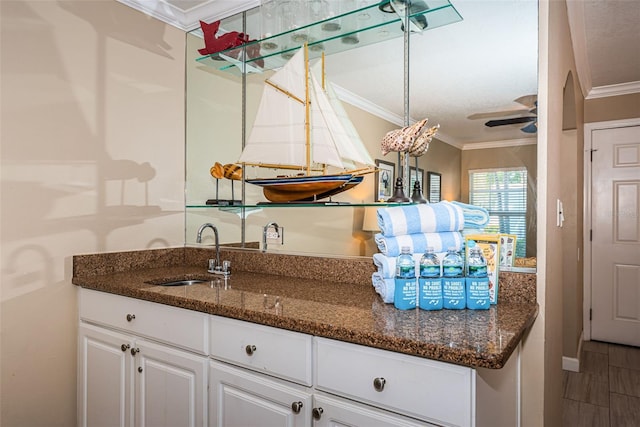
[466,247,490,309]
[419,247,443,310]
[394,246,416,310]
[442,247,465,309]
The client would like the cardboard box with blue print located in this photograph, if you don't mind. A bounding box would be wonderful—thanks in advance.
[464,234,500,304]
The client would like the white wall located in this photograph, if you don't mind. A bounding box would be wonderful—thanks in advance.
[0,1,185,425]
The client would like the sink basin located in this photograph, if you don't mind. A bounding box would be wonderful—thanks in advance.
[151,279,206,287]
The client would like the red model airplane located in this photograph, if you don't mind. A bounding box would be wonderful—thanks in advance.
[198,20,264,68]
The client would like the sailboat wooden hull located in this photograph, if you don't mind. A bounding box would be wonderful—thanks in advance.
[298,175,364,202]
[246,174,354,203]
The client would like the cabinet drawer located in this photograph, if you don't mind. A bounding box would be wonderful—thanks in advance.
[315,338,474,427]
[78,288,209,355]
[210,315,313,386]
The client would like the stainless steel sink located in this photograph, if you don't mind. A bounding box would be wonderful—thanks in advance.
[150,279,206,287]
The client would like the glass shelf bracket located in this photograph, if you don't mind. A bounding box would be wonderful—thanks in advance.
[195,0,463,73]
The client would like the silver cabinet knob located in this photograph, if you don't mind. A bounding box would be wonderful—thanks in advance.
[245,345,257,356]
[131,347,140,356]
[126,314,136,322]
[373,377,386,392]
[291,401,303,414]
[121,344,130,352]
[312,407,323,420]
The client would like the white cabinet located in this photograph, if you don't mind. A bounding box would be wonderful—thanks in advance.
[311,394,436,427]
[78,289,209,427]
[209,360,312,427]
[315,337,473,427]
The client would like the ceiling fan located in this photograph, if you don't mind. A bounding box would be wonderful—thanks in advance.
[469,95,538,134]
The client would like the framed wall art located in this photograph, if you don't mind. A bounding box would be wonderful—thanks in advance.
[374,159,395,202]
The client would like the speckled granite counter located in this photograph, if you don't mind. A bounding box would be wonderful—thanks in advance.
[73,247,538,370]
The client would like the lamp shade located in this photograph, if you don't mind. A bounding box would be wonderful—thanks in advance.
[362,206,380,232]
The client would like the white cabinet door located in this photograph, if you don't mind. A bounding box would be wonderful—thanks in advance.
[78,324,134,427]
[135,339,208,427]
[209,360,312,427]
[312,394,436,427]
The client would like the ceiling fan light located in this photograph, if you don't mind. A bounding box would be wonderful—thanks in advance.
[521,122,537,134]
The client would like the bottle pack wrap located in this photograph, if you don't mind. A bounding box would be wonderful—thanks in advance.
[376,201,464,237]
[374,231,463,257]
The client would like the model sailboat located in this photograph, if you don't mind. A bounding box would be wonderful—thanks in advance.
[238,46,376,203]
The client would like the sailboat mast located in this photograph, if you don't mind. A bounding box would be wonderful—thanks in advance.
[304,44,311,175]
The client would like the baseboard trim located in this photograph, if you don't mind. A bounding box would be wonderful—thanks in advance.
[563,331,584,372]
[562,356,580,372]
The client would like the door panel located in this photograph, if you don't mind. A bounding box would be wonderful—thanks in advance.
[591,124,640,346]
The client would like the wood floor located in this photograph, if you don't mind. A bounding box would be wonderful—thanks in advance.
[563,340,640,427]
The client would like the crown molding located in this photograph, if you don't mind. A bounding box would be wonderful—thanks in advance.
[586,81,640,99]
[332,85,404,127]
[117,0,260,32]
[461,138,537,151]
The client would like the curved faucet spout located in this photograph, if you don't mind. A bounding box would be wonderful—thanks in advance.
[196,223,220,269]
[263,222,280,252]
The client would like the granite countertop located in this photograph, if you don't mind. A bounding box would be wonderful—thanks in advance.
[72,247,538,370]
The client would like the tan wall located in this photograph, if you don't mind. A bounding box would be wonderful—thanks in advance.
[584,93,640,123]
[418,138,462,202]
[460,144,538,257]
[0,1,186,425]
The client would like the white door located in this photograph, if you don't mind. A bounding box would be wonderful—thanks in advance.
[78,324,134,427]
[209,360,312,427]
[590,123,640,346]
[135,339,208,427]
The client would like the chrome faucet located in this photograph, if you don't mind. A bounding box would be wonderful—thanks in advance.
[262,222,280,252]
[196,223,223,274]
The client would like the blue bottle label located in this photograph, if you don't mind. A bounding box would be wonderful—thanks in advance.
[466,277,490,309]
[420,265,440,278]
[467,265,487,277]
[419,278,443,310]
[397,265,415,279]
[394,278,417,310]
[442,278,465,309]
[443,265,463,278]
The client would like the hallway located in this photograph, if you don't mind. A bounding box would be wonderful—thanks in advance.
[563,341,640,426]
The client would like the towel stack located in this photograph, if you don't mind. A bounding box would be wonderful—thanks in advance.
[371,202,465,303]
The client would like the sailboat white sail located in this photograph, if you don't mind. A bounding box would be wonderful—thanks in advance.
[238,47,376,203]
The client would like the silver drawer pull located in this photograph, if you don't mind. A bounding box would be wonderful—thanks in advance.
[373,377,386,392]
[245,345,257,356]
[126,314,136,322]
[312,407,323,420]
[291,401,303,414]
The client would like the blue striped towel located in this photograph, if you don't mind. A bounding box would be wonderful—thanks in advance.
[374,231,463,257]
[377,201,464,237]
[450,201,490,228]
[372,253,422,279]
[372,272,395,303]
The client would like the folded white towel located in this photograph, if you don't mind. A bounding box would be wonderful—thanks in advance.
[372,272,395,303]
[377,201,464,237]
[374,231,463,257]
[450,201,490,228]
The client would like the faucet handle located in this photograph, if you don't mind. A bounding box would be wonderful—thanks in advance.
[208,258,217,272]
[222,260,231,274]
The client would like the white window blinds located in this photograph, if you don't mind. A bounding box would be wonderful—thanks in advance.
[469,168,527,258]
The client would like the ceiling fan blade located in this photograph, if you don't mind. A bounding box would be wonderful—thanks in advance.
[521,122,538,133]
[485,116,537,127]
[467,108,530,120]
[514,94,537,108]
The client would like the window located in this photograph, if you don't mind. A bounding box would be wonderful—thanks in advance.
[469,168,527,258]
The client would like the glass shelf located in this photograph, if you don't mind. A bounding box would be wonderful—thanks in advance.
[195,0,462,73]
